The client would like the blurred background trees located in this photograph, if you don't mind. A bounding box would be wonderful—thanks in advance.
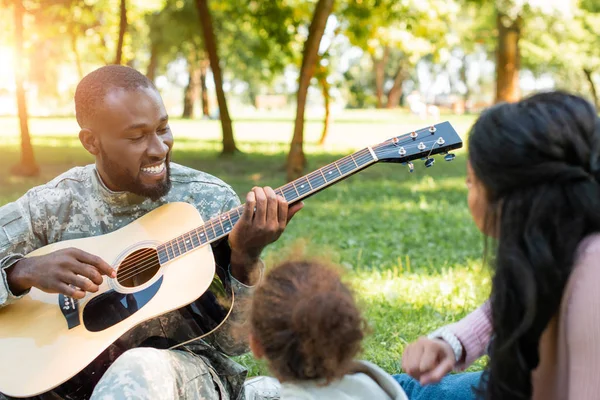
[0,0,597,178]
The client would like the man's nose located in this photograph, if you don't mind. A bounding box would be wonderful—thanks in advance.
[147,133,170,158]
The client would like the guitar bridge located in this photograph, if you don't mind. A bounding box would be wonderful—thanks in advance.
[58,294,80,329]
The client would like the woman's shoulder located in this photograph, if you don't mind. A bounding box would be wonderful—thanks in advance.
[559,233,600,324]
[570,233,600,284]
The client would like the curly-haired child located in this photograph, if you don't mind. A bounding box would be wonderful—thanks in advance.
[245,259,408,400]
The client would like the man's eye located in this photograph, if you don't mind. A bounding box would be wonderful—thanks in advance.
[158,127,170,134]
[129,136,144,141]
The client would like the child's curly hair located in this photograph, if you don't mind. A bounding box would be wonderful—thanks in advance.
[249,259,367,383]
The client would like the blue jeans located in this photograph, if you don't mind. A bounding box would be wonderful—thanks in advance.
[393,371,483,400]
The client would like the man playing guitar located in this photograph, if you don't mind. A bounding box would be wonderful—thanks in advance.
[0,65,302,400]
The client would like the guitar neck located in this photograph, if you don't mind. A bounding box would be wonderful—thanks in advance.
[156,147,379,264]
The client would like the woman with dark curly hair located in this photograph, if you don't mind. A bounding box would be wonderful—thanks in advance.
[246,258,408,399]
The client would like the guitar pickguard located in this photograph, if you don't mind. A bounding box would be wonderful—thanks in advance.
[82,277,163,332]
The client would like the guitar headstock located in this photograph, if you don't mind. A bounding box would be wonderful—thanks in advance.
[373,121,463,171]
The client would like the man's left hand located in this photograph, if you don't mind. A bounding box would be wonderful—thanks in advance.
[228,186,303,284]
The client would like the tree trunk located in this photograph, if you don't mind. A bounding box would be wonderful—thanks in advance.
[317,74,330,146]
[12,0,39,177]
[115,0,127,65]
[373,47,389,109]
[495,12,521,103]
[386,64,405,109]
[70,32,83,80]
[286,0,335,181]
[195,0,238,155]
[583,69,599,110]
[182,59,200,119]
[200,59,210,117]
[146,44,158,83]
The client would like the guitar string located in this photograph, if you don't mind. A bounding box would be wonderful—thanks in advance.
[115,127,450,280]
[114,210,241,274]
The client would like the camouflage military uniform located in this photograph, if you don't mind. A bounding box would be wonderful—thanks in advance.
[0,163,260,400]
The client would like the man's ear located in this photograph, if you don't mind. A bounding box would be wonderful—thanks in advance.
[249,333,265,359]
[79,128,100,156]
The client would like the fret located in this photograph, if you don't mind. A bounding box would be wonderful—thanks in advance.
[349,153,359,168]
[333,161,343,175]
[191,230,201,247]
[231,207,243,223]
[198,226,208,243]
[353,154,370,167]
[290,182,300,197]
[206,222,217,241]
[216,215,226,235]
[322,163,341,181]
[173,239,182,257]
[157,247,168,263]
[211,220,225,238]
[356,148,376,165]
[294,177,311,196]
[177,237,186,255]
[281,185,297,202]
[221,213,234,234]
[308,170,326,189]
[337,156,356,175]
[183,232,193,252]
[166,242,175,260]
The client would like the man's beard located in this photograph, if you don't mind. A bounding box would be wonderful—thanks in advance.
[99,148,172,201]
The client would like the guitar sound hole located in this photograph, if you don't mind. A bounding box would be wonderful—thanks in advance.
[116,248,161,288]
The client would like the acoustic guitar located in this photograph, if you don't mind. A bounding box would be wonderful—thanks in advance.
[0,121,462,398]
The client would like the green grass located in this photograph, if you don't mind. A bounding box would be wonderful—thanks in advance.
[0,111,489,376]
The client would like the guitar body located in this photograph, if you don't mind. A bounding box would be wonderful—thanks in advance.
[0,202,221,398]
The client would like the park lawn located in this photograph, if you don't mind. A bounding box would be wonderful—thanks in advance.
[0,111,489,376]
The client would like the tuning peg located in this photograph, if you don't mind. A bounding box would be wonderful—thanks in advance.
[425,158,435,168]
[444,153,456,162]
[408,162,414,173]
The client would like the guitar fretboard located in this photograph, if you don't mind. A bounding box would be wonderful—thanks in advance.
[156,147,377,264]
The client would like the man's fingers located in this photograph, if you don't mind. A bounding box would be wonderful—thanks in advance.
[66,273,99,293]
[287,201,304,223]
[277,196,288,228]
[73,263,103,285]
[264,187,279,224]
[420,358,454,385]
[58,283,86,300]
[73,249,115,278]
[253,187,267,223]
[242,191,256,223]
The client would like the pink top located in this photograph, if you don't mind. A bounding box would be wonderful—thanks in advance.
[446,233,600,399]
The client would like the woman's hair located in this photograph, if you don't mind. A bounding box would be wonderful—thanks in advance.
[249,259,366,383]
[468,91,600,399]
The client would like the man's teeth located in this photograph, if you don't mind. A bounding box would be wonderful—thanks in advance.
[141,163,165,174]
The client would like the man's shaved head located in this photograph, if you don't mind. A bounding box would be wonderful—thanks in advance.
[75,65,156,128]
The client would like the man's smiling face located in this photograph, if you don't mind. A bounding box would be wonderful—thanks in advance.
[86,86,174,200]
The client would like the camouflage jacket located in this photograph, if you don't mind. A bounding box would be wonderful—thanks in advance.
[0,163,258,399]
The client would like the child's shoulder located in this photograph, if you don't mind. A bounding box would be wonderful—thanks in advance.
[279,361,408,400]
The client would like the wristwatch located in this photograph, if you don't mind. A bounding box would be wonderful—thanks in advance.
[427,327,463,363]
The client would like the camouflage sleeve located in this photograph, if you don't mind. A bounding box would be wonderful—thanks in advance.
[202,190,265,356]
[0,190,47,307]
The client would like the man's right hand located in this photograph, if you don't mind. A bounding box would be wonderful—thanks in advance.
[6,248,116,299]
[401,337,457,385]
